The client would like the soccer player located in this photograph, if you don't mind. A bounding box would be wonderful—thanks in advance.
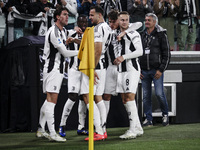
[113,11,144,139]
[82,5,111,141]
[36,6,79,142]
[104,10,143,123]
[58,14,89,137]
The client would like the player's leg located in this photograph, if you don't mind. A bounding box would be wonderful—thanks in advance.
[77,95,88,135]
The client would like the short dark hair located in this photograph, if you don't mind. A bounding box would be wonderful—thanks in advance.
[53,6,68,22]
[90,5,104,16]
[77,14,88,21]
[118,11,129,17]
[107,9,119,21]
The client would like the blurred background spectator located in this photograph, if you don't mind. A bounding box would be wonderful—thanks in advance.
[154,0,179,51]
[127,0,153,32]
[28,0,55,35]
[176,0,200,51]
[60,0,77,29]
[77,0,97,26]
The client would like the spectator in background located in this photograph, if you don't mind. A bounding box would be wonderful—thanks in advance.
[28,0,55,35]
[5,0,29,39]
[77,0,98,26]
[154,0,179,51]
[5,0,30,39]
[60,0,77,29]
[176,0,200,51]
[127,0,153,32]
[140,13,170,127]
[103,0,122,20]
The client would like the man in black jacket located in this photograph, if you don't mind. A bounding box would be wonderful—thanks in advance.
[140,13,171,127]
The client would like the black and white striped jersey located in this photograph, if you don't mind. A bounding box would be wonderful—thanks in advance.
[94,22,112,70]
[105,29,119,66]
[43,25,67,74]
[117,30,143,72]
[66,30,82,70]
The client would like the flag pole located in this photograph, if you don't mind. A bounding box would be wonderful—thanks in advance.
[89,68,94,150]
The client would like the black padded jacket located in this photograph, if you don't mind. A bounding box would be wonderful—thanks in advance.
[139,25,171,73]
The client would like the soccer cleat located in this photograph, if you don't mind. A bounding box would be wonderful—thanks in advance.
[162,115,169,126]
[59,126,66,137]
[119,130,137,139]
[36,129,50,140]
[134,129,144,137]
[85,133,105,141]
[142,119,153,127]
[49,133,66,142]
[77,128,89,135]
[104,132,107,139]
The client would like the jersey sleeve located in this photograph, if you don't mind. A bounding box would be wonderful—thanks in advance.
[50,29,65,49]
[94,26,103,43]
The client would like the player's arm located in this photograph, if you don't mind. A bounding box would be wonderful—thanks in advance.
[117,22,142,41]
[66,37,81,45]
[95,42,102,67]
[50,32,78,57]
[57,44,78,57]
[114,33,143,65]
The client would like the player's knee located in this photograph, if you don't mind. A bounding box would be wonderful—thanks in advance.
[103,94,111,101]
[69,93,79,102]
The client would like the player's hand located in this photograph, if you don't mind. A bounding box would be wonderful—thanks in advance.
[140,73,144,79]
[113,56,124,65]
[154,70,162,80]
[66,37,74,45]
[117,31,126,41]
[44,7,50,12]
[74,26,83,34]
[94,71,99,85]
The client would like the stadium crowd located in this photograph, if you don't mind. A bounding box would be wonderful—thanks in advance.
[0,0,199,50]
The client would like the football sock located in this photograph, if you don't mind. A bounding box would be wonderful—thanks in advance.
[87,102,103,135]
[39,99,48,130]
[60,98,75,126]
[132,101,143,132]
[97,100,107,133]
[103,100,110,119]
[45,101,56,135]
[124,100,137,132]
[78,100,87,130]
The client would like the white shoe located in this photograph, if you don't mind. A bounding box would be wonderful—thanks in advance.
[36,129,50,139]
[134,130,144,137]
[135,126,144,137]
[49,133,66,142]
[119,130,137,139]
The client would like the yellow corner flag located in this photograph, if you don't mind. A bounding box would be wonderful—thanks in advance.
[78,26,95,76]
[78,27,95,150]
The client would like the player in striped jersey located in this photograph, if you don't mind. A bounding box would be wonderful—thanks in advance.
[82,5,111,141]
[113,11,144,139]
[58,14,89,137]
[103,10,143,122]
[36,7,79,142]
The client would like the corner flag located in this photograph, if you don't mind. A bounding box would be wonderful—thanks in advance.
[78,27,95,150]
[78,27,95,76]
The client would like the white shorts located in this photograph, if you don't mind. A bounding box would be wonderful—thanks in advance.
[104,65,118,96]
[80,69,106,96]
[43,71,64,93]
[116,70,140,94]
[68,68,82,94]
